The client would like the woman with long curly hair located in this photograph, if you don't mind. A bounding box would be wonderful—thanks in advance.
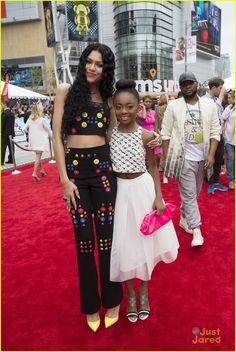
[52,43,123,332]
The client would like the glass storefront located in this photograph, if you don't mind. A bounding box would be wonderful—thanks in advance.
[113,1,179,81]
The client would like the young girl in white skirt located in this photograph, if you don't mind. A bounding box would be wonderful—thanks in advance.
[109,80,179,323]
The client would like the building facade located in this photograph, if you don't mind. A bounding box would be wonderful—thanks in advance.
[1,1,230,95]
[1,1,54,94]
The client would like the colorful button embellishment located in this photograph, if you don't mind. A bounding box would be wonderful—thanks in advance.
[97,122,103,128]
[81,122,87,128]
[97,113,102,118]
[93,159,99,165]
[79,240,93,253]
[99,238,112,251]
[82,112,88,118]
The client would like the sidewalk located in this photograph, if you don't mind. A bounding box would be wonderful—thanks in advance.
[1,141,53,173]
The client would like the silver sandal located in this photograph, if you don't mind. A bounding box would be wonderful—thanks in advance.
[138,294,150,320]
[126,295,138,323]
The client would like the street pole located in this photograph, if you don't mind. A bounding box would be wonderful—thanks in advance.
[185,20,187,73]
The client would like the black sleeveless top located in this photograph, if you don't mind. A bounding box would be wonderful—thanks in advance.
[68,102,110,136]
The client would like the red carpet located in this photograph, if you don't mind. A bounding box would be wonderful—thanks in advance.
[1,162,234,351]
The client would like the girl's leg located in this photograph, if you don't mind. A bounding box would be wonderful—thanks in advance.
[125,279,138,322]
[138,280,150,320]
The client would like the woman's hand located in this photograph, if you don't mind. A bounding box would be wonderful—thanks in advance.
[62,180,80,210]
[147,131,162,149]
[153,198,165,215]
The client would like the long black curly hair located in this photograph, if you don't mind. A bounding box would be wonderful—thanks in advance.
[62,43,115,137]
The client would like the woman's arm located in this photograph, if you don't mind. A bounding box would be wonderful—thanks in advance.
[52,83,80,209]
[23,118,30,133]
[106,97,117,143]
[42,119,52,138]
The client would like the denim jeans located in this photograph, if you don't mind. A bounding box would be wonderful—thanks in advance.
[225,143,235,181]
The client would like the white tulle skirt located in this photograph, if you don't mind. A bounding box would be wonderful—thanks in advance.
[110,173,179,282]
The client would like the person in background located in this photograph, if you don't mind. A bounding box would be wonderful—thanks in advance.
[221,90,235,190]
[137,95,156,131]
[197,86,207,97]
[24,103,52,181]
[204,77,228,194]
[155,93,169,170]
[1,101,15,166]
[109,80,179,323]
[137,95,161,164]
[161,72,221,247]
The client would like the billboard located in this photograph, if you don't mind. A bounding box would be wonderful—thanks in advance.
[191,1,221,57]
[66,2,98,42]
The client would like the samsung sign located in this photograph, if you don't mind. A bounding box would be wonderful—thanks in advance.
[135,79,179,93]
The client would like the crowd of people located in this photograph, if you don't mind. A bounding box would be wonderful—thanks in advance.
[1,101,53,168]
[1,42,234,333]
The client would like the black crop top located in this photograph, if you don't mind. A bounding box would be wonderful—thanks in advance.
[68,102,110,136]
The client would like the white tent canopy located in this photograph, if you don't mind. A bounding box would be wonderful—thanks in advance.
[223,75,235,90]
[1,81,48,99]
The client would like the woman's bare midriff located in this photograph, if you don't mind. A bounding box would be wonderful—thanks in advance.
[66,135,106,148]
[116,172,145,179]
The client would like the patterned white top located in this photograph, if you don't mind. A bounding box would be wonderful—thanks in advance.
[109,125,147,173]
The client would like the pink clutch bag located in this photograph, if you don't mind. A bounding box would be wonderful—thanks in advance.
[140,203,176,235]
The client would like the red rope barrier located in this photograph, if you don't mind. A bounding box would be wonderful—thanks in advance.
[13,141,34,152]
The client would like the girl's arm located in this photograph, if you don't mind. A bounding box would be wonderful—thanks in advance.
[42,119,52,138]
[137,105,146,119]
[52,84,80,210]
[143,129,165,215]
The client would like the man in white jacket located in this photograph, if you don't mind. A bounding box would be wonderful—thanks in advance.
[161,72,221,247]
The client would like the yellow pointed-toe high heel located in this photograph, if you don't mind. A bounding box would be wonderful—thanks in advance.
[87,317,100,332]
[104,315,119,328]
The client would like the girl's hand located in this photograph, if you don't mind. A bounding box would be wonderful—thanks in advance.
[62,180,80,210]
[147,131,162,149]
[153,198,165,215]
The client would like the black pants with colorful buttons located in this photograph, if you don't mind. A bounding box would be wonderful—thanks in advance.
[65,144,123,314]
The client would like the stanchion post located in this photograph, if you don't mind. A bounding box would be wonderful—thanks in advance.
[48,137,56,164]
[9,135,21,175]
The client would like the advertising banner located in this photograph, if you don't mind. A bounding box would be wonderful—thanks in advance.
[175,37,185,63]
[1,1,6,18]
[66,1,98,42]
[186,35,196,63]
[191,1,221,57]
[14,117,26,143]
[1,73,10,101]
[175,36,196,64]
[43,1,58,47]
